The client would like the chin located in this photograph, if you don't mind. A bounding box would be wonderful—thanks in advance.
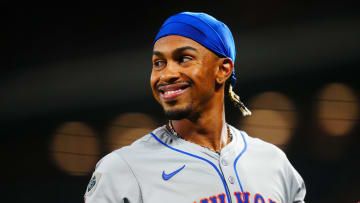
[163,106,192,120]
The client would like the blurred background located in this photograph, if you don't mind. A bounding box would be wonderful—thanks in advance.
[3,2,360,202]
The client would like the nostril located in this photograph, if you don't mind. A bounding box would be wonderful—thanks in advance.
[159,72,180,83]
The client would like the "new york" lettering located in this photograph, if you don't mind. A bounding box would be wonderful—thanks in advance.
[194,192,277,203]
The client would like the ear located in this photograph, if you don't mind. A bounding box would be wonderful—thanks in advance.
[215,58,234,85]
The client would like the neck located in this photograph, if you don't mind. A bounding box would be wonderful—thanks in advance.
[169,98,230,152]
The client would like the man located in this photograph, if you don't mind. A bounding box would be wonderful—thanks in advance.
[84,12,306,203]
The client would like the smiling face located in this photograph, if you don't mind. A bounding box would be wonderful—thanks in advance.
[150,35,227,120]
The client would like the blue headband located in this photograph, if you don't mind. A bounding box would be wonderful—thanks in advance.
[154,12,237,87]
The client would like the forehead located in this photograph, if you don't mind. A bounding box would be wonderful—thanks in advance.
[153,35,208,53]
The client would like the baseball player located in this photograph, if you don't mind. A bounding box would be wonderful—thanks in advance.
[84,12,306,203]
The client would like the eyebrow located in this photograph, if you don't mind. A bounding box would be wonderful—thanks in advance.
[153,46,198,57]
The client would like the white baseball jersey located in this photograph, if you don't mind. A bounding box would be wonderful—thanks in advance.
[84,125,306,203]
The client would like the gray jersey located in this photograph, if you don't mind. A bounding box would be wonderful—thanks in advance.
[84,125,306,203]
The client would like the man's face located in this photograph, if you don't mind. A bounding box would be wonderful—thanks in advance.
[150,35,220,120]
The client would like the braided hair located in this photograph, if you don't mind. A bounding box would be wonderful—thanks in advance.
[224,77,252,117]
[216,53,251,117]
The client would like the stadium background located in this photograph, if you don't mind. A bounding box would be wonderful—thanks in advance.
[3,3,359,202]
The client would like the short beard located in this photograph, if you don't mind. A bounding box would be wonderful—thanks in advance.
[163,106,192,120]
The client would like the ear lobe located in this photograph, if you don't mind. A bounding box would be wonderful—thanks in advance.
[216,58,234,85]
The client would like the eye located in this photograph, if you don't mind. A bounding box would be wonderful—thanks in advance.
[179,56,193,64]
[153,60,166,68]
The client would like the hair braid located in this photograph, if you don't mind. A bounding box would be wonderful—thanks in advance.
[228,84,252,116]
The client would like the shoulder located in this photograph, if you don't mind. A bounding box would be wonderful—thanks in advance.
[114,125,171,155]
[234,127,304,182]
[230,126,306,201]
[85,135,148,202]
[94,149,131,175]
[98,125,171,169]
[231,126,288,164]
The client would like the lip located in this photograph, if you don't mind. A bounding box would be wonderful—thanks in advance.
[157,83,190,101]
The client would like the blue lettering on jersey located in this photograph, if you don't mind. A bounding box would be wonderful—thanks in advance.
[234,192,250,203]
[195,192,277,203]
[200,198,208,203]
[209,196,217,203]
[254,193,265,203]
[218,193,225,203]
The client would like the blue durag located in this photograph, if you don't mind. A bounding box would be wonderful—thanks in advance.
[154,12,237,87]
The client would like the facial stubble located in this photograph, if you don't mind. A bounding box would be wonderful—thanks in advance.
[162,102,192,120]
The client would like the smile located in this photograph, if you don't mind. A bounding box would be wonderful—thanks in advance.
[158,83,190,100]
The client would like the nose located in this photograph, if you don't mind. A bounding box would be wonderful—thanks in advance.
[160,61,181,83]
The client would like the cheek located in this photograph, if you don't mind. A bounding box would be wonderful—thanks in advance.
[150,72,155,87]
[150,72,160,99]
[192,64,215,87]
[150,69,158,87]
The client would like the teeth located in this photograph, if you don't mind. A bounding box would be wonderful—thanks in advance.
[164,89,182,95]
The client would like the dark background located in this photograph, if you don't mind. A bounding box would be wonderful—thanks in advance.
[3,2,360,202]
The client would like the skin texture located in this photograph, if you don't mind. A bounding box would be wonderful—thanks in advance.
[150,35,234,152]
